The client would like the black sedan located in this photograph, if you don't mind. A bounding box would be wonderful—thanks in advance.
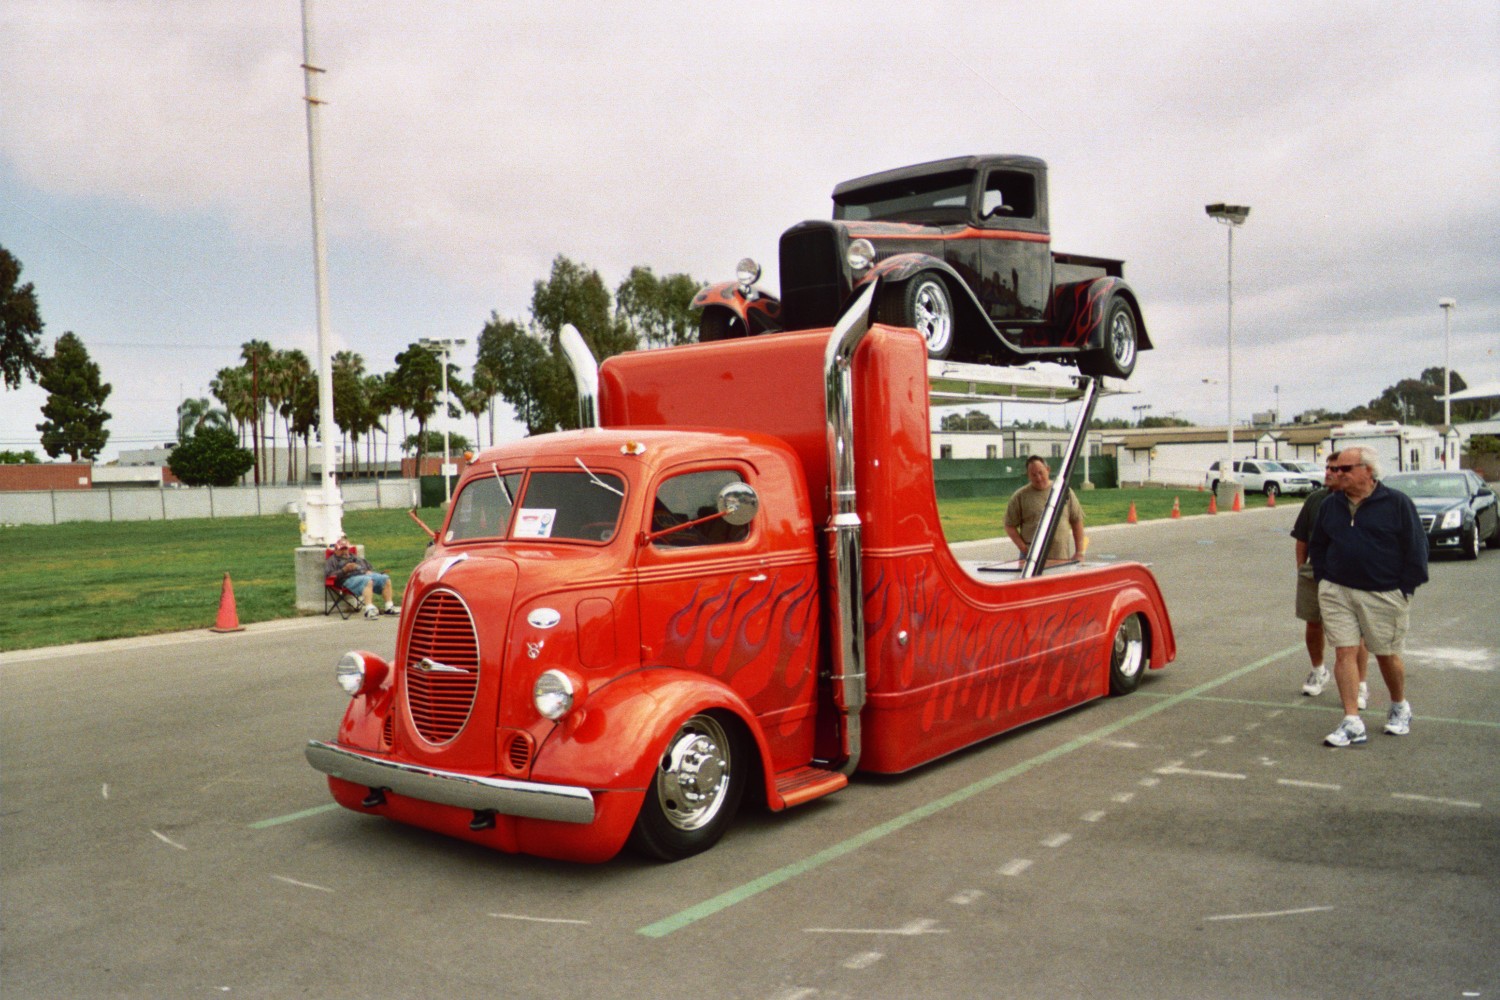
[1383,470,1500,560]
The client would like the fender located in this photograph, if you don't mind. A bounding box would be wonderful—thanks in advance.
[855,253,1023,359]
[1102,569,1177,670]
[335,650,397,751]
[1051,277,1153,354]
[529,666,784,807]
[691,281,784,335]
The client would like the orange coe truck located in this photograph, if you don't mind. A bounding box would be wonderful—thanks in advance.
[305,286,1176,863]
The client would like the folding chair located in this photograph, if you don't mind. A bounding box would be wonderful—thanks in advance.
[323,548,363,619]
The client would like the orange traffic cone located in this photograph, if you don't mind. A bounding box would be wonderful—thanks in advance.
[1232,490,1243,513]
[1267,490,1277,508]
[1127,501,1138,524]
[210,572,245,633]
[1171,496,1181,519]
[1208,493,1218,515]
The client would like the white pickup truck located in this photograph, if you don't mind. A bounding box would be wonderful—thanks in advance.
[1205,459,1317,498]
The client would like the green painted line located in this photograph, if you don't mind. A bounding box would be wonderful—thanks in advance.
[249,802,341,830]
[636,645,1302,939]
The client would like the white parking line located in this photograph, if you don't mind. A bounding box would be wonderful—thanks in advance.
[272,875,333,893]
[804,919,946,936]
[1156,762,1247,781]
[997,859,1033,877]
[1277,779,1342,791]
[948,889,985,905]
[489,912,590,925]
[841,952,884,970]
[151,829,187,851]
[1042,833,1072,848]
[1081,810,1108,823]
[1204,905,1334,922]
[1392,793,1481,809]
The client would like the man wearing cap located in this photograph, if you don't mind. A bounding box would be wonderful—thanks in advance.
[325,535,400,620]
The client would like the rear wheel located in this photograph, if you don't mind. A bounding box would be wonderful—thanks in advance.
[880,275,954,359]
[1108,614,1147,695]
[1079,298,1138,379]
[629,713,745,861]
[1265,482,1280,499]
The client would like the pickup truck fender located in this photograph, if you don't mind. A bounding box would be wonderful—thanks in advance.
[1051,276,1153,353]
[855,253,1021,359]
[530,666,783,809]
[691,281,784,338]
[1103,571,1177,670]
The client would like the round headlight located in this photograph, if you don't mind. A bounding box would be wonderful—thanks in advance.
[847,238,877,271]
[335,651,366,697]
[533,669,576,720]
[735,258,762,287]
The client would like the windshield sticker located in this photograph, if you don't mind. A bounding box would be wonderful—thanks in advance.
[514,508,557,538]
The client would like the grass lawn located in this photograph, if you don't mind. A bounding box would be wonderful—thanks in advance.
[1,487,1288,652]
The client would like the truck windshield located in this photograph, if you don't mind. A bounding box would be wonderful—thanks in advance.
[446,469,626,543]
[834,169,974,222]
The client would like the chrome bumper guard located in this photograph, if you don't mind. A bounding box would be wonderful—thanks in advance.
[305,740,596,825]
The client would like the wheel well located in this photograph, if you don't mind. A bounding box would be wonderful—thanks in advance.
[704,708,767,812]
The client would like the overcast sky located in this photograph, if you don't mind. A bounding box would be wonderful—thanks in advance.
[2,1,1496,461]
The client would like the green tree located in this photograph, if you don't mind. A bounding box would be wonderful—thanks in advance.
[36,332,111,461]
[168,426,254,486]
[403,429,472,456]
[0,449,42,464]
[940,409,999,431]
[176,396,230,441]
[615,265,702,349]
[240,339,274,484]
[1,245,47,390]
[390,344,443,458]
[475,315,559,436]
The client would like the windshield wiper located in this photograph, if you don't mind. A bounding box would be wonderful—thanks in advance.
[490,463,513,504]
[575,457,624,496]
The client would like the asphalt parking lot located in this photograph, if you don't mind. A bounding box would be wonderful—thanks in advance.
[3,505,1497,999]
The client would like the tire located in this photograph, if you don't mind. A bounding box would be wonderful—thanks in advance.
[699,309,747,343]
[1486,512,1500,549]
[881,275,955,359]
[1462,523,1480,560]
[1209,479,1220,494]
[629,713,745,861]
[1078,298,1138,379]
[1265,482,1280,499]
[1107,613,1147,696]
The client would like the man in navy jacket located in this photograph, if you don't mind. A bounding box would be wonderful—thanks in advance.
[1309,446,1428,747]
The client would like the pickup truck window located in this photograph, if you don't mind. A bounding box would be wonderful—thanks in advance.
[981,170,1036,219]
[651,470,750,548]
[833,169,975,222]
[447,471,522,542]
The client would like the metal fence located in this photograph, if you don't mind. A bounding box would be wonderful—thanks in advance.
[0,479,421,526]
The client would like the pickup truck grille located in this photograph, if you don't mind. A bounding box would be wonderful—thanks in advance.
[780,224,846,330]
[403,589,480,744]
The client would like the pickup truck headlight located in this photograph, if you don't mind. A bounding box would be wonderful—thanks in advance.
[335,650,388,698]
[847,238,876,272]
[735,258,761,289]
[533,669,576,720]
[1439,508,1462,530]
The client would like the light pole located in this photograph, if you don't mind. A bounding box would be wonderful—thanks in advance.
[1439,298,1457,443]
[1206,203,1250,502]
[1131,403,1153,427]
[419,337,467,506]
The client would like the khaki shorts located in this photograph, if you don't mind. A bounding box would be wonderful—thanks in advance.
[1317,580,1410,656]
[1295,564,1320,622]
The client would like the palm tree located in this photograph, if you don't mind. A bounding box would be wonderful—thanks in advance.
[331,350,368,478]
[277,350,314,483]
[240,340,273,484]
[176,396,230,441]
[210,366,254,453]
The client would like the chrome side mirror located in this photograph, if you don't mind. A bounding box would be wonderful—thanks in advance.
[716,482,759,526]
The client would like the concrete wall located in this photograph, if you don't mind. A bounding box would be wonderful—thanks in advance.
[0,478,421,526]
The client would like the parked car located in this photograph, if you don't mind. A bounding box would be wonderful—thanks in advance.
[1382,470,1499,560]
[1281,459,1324,478]
[1204,459,1317,497]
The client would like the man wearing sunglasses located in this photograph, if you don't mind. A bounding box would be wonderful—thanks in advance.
[1290,457,1369,705]
[1308,447,1428,747]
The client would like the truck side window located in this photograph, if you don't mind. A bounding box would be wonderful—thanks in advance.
[652,470,750,548]
[981,171,1036,220]
[446,471,523,542]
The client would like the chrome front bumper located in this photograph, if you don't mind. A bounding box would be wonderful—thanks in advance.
[305,740,596,825]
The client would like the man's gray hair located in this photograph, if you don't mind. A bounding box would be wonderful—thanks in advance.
[1341,444,1381,479]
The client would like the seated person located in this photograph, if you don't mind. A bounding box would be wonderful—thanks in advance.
[325,535,400,619]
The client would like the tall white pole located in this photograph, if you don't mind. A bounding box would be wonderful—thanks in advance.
[1439,298,1456,467]
[1224,224,1235,491]
[440,344,453,505]
[301,0,341,541]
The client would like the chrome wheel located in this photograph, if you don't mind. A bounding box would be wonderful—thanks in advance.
[1080,298,1138,379]
[1108,614,1147,695]
[630,713,745,860]
[910,277,954,358]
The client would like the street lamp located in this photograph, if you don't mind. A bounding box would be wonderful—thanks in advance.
[418,337,467,506]
[1206,203,1250,502]
[1439,298,1457,437]
[1131,403,1153,426]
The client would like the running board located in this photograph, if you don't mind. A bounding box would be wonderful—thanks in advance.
[772,765,849,810]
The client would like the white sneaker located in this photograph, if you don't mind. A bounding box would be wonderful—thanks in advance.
[1357,682,1369,711]
[1324,716,1368,747]
[383,604,400,616]
[1302,666,1330,697]
[1384,702,1412,736]
[363,604,380,619]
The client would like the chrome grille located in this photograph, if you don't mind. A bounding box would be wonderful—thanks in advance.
[1420,515,1435,531]
[404,590,480,744]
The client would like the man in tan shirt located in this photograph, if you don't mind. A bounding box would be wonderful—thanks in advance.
[1004,455,1086,561]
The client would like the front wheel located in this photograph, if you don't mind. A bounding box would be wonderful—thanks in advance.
[1462,523,1480,560]
[1265,482,1280,499]
[629,713,745,861]
[699,309,747,343]
[1108,614,1147,696]
[1079,298,1138,379]
[880,275,955,359]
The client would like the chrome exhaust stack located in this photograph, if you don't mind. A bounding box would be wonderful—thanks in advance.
[559,324,600,428]
[822,281,878,775]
